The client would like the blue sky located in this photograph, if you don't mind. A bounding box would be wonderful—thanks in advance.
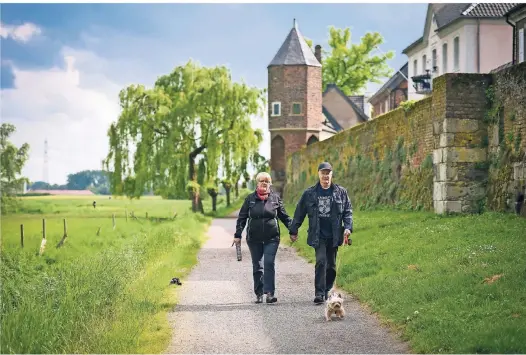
[1,3,427,184]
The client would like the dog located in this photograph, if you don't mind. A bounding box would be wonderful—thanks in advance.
[169,277,182,286]
[324,290,345,321]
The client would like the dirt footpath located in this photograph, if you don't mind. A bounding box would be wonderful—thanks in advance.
[164,218,410,354]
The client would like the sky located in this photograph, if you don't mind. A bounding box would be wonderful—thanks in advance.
[1,2,427,185]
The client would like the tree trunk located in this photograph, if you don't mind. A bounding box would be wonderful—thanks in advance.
[208,191,218,211]
[189,145,206,214]
[225,187,231,206]
[235,182,239,199]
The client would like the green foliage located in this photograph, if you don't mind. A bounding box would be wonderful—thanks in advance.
[281,208,526,354]
[307,26,394,95]
[64,170,111,194]
[399,100,418,113]
[104,60,265,204]
[1,196,209,353]
[1,123,30,214]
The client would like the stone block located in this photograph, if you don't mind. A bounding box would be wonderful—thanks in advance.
[443,147,487,163]
[489,125,500,147]
[443,118,480,134]
[439,133,455,148]
[433,121,443,135]
[432,149,443,165]
[434,200,445,214]
[444,201,462,213]
[514,163,526,180]
[433,182,446,201]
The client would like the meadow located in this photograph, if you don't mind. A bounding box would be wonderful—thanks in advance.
[281,205,526,354]
[0,192,245,354]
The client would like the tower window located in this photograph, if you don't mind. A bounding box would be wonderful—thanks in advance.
[271,102,281,116]
[291,102,302,115]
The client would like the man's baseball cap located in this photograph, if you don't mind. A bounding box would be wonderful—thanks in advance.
[318,162,333,171]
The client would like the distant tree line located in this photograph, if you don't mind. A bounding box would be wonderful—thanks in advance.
[29,170,111,195]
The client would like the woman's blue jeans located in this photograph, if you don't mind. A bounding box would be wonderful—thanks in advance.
[247,240,279,296]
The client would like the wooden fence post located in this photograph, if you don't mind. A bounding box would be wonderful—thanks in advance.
[112,213,116,230]
[42,218,46,239]
[97,226,102,236]
[125,208,128,222]
[20,224,24,248]
[39,219,47,255]
[56,218,68,248]
[146,212,148,219]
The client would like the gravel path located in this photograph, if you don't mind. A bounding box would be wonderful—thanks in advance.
[164,217,410,354]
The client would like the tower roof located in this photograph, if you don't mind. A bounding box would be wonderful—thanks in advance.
[268,19,322,68]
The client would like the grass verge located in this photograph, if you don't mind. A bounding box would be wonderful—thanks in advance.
[281,206,526,354]
[1,197,210,354]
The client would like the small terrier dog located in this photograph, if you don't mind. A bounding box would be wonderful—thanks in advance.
[325,290,345,321]
[169,277,182,286]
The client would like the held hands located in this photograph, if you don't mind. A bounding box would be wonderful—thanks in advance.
[289,234,298,243]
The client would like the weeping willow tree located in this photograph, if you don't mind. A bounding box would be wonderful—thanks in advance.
[105,60,265,212]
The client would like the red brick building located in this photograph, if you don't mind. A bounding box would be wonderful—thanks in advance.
[268,20,368,195]
[368,62,409,119]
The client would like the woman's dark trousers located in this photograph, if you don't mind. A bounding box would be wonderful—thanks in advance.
[247,240,279,296]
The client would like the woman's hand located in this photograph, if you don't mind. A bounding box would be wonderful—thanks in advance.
[232,237,241,246]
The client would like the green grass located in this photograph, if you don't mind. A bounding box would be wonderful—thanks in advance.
[0,195,215,354]
[281,206,526,354]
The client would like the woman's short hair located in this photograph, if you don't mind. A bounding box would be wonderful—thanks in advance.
[255,172,272,184]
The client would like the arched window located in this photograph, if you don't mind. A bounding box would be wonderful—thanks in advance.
[271,135,285,180]
[307,135,319,146]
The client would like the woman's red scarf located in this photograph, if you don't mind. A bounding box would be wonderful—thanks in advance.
[256,186,269,200]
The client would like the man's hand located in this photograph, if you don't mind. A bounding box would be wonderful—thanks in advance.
[290,234,298,243]
[232,237,241,246]
[343,229,352,246]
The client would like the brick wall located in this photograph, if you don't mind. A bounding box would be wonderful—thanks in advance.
[283,93,436,210]
[281,64,526,215]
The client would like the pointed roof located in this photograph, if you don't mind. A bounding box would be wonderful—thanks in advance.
[268,19,322,68]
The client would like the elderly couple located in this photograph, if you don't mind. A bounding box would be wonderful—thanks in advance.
[233,162,353,305]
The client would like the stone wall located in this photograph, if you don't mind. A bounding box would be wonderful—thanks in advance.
[282,64,526,215]
[284,94,435,211]
[486,62,526,215]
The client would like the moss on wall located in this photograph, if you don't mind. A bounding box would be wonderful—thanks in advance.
[485,63,526,213]
[284,97,435,211]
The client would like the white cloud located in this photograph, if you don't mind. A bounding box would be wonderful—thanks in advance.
[0,22,42,42]
[1,48,122,185]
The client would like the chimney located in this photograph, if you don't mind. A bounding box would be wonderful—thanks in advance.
[314,45,322,64]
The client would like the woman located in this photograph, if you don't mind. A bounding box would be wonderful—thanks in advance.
[233,172,293,304]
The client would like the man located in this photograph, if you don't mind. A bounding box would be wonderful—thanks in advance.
[289,162,353,304]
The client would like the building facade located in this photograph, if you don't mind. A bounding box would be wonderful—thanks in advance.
[403,3,517,101]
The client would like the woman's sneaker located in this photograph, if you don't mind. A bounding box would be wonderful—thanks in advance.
[265,293,277,303]
[255,294,263,304]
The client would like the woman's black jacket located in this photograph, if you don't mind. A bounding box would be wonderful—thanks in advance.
[234,191,292,243]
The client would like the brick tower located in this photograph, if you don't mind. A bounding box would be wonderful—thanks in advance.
[268,19,323,196]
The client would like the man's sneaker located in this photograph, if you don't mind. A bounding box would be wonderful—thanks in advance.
[314,295,324,304]
[255,294,263,304]
[266,293,277,303]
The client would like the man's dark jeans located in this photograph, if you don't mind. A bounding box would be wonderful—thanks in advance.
[315,238,338,298]
[247,240,279,296]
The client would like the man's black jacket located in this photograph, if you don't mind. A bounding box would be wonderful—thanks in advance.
[235,191,293,243]
[289,182,353,248]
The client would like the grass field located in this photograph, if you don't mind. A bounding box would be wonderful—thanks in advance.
[0,193,243,354]
[280,205,526,354]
